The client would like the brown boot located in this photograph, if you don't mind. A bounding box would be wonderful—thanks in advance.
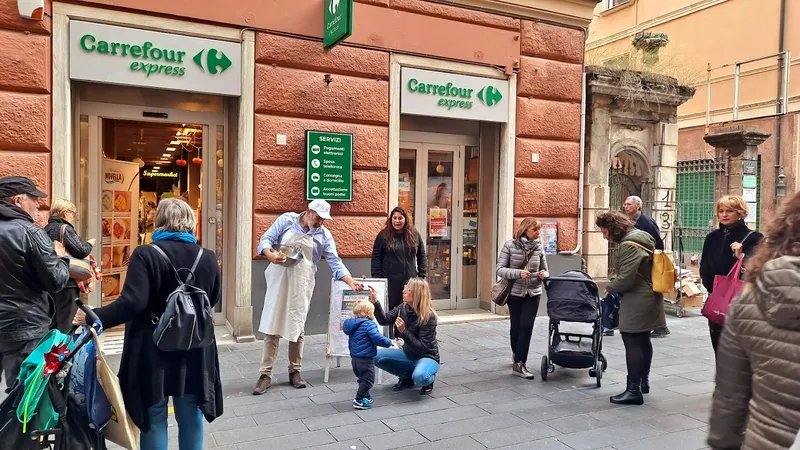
[252,374,272,395]
[289,371,307,389]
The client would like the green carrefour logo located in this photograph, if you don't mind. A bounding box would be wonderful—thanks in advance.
[478,85,503,107]
[192,48,232,75]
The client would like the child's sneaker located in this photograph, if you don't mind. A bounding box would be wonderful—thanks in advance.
[353,398,372,410]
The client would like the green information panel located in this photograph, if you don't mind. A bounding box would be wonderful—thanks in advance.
[323,0,353,48]
[306,131,353,201]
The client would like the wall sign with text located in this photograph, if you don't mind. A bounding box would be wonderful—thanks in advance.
[69,21,242,96]
[400,67,510,123]
[306,131,354,201]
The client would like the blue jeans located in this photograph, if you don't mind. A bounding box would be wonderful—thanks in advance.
[140,395,203,450]
[373,348,439,386]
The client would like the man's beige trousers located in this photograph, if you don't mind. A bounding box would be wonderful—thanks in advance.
[259,333,304,376]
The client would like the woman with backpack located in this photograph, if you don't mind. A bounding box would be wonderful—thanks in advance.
[699,195,762,355]
[74,198,222,450]
[596,211,665,406]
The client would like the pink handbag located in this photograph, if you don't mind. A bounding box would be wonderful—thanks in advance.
[702,256,745,326]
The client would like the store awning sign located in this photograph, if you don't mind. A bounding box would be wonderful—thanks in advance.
[306,131,353,202]
[69,21,241,96]
[400,67,510,123]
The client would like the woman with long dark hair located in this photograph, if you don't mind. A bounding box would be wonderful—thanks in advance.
[371,207,427,316]
[707,191,800,450]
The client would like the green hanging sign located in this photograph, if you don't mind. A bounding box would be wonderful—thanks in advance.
[323,0,353,48]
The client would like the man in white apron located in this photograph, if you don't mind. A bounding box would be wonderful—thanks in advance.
[253,200,364,394]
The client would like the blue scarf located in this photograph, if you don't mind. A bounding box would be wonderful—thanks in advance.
[151,230,197,244]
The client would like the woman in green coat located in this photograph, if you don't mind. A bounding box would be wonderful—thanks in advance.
[596,211,666,406]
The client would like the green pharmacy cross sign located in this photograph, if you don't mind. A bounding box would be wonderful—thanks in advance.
[324,0,354,48]
[306,131,354,201]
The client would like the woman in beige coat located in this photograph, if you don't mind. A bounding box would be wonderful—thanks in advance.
[708,191,800,450]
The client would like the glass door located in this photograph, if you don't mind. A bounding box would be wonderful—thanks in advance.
[79,102,226,325]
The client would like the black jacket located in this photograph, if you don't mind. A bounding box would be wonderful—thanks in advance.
[374,301,439,363]
[93,240,223,431]
[700,221,763,293]
[44,217,93,289]
[634,213,665,251]
[371,230,427,281]
[0,202,70,343]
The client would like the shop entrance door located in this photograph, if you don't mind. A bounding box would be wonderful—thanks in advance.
[399,135,481,311]
[78,102,227,325]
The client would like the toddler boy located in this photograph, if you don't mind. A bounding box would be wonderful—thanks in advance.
[343,301,392,409]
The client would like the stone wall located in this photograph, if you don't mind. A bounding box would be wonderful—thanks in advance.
[514,21,585,250]
[252,33,390,257]
[0,0,52,223]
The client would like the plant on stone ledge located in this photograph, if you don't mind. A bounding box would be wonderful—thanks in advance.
[632,32,670,66]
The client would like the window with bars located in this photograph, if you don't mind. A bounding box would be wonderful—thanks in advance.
[605,0,631,9]
[676,160,721,255]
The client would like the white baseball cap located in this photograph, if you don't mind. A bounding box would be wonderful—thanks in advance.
[308,200,333,220]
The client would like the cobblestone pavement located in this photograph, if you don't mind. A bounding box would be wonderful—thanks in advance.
[108,312,716,449]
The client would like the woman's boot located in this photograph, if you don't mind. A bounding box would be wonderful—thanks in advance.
[640,373,650,394]
[610,382,644,405]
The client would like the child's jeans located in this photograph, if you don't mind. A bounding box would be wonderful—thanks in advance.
[351,357,375,401]
[140,395,203,450]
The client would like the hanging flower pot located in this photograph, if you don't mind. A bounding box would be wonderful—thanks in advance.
[192,157,203,165]
[176,159,188,167]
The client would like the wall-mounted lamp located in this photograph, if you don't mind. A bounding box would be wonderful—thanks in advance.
[17,0,45,20]
[776,167,786,199]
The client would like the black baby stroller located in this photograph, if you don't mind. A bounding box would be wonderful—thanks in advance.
[0,299,107,449]
[541,271,607,387]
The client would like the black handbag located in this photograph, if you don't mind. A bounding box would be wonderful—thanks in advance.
[150,245,215,352]
[492,248,535,306]
[601,293,620,330]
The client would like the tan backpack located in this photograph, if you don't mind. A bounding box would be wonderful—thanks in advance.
[623,241,675,294]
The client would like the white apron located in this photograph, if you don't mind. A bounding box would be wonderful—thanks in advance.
[258,230,316,342]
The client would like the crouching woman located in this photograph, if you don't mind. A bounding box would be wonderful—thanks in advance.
[368,278,440,395]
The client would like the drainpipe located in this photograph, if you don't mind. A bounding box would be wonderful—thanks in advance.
[774,0,787,202]
[560,36,588,256]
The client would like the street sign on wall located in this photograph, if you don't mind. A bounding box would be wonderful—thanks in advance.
[400,67,510,123]
[306,131,353,201]
[324,0,353,48]
[69,21,242,96]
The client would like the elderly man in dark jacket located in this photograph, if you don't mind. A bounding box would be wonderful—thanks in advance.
[623,196,670,338]
[0,176,70,391]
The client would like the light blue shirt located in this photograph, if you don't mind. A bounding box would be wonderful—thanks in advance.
[256,212,351,280]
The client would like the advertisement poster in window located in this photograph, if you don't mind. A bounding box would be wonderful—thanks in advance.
[100,159,140,311]
[540,221,558,254]
[429,208,448,238]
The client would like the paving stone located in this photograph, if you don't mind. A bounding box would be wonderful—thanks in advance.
[230,396,315,416]
[447,388,521,406]
[212,419,308,445]
[396,435,485,450]
[383,405,487,431]
[612,428,709,450]
[361,429,429,450]
[301,439,365,450]
[589,405,666,426]
[303,411,364,430]
[476,395,555,414]
[666,381,717,397]
[358,397,458,423]
[646,413,708,433]
[252,403,339,425]
[471,423,559,448]
[415,413,526,441]
[543,413,607,434]
[491,438,575,449]
[327,420,393,441]
[557,422,666,450]
[236,429,337,450]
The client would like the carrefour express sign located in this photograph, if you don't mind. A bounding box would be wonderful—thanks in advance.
[69,21,241,96]
[400,67,509,123]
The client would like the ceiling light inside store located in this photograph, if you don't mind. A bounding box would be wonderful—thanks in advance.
[170,141,180,145]
[162,153,171,157]
[166,147,176,152]
[153,166,160,170]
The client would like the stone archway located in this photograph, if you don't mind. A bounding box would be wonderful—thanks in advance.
[609,149,649,211]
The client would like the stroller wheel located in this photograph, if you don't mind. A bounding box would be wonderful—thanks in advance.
[599,353,608,372]
[595,360,603,388]
[540,356,549,381]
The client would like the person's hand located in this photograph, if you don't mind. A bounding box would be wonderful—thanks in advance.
[267,250,287,264]
[73,306,89,326]
[86,238,97,247]
[351,282,365,291]
[730,242,743,258]
[395,317,406,333]
[368,286,378,304]
[520,270,531,279]
[538,270,549,279]
[603,290,609,297]
[53,241,66,257]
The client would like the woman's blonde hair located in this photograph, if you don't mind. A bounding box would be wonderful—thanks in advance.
[352,300,375,320]
[716,195,748,220]
[404,278,436,325]
[154,198,196,233]
[50,199,76,219]
[514,217,542,241]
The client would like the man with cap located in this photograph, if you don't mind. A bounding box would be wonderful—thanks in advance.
[253,200,365,394]
[0,176,70,390]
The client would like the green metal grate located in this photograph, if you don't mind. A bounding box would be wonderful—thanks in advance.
[676,163,718,255]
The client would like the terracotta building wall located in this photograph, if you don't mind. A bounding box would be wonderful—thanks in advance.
[252,33,390,258]
[514,21,584,251]
[0,0,52,223]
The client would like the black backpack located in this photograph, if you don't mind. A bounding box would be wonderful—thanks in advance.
[150,244,215,352]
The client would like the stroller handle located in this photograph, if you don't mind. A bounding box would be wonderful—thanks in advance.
[74,298,102,334]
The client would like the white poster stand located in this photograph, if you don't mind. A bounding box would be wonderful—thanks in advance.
[324,278,389,383]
